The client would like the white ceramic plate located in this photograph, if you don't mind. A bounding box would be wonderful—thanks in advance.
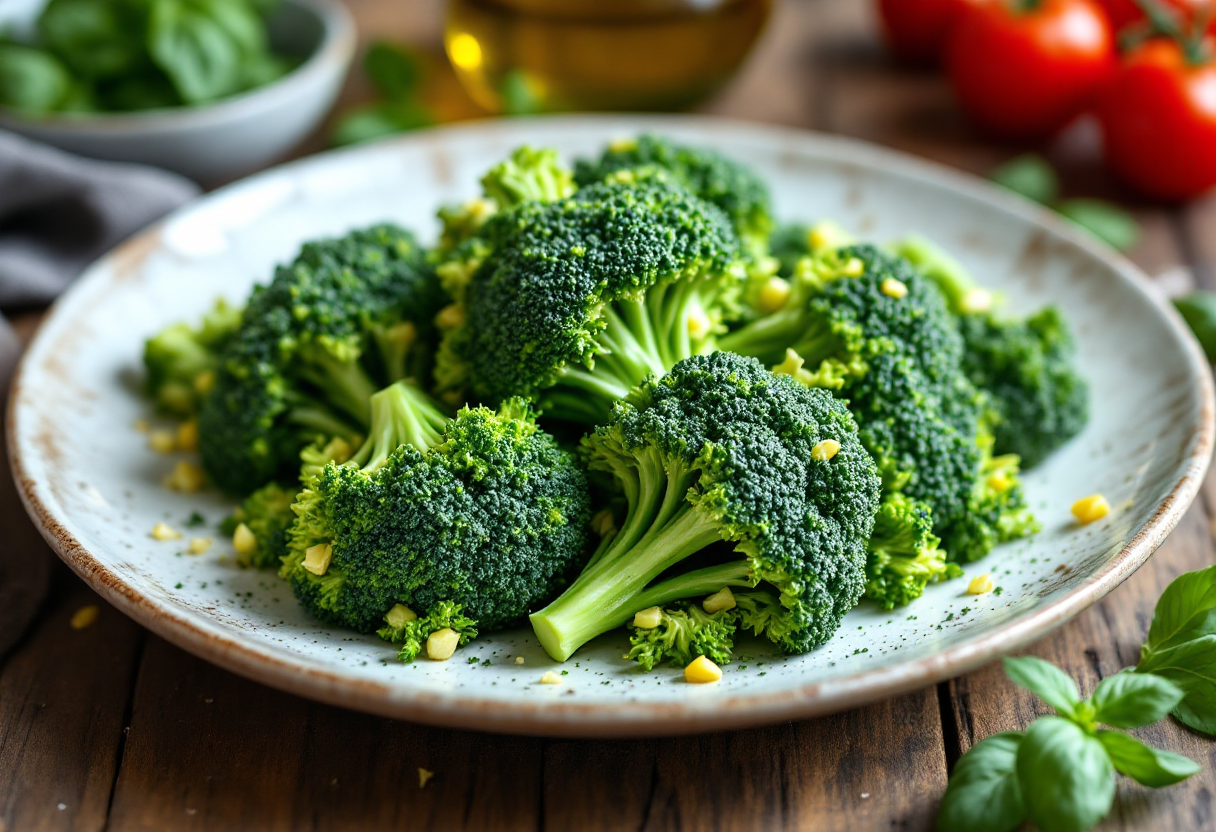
[9,116,1214,737]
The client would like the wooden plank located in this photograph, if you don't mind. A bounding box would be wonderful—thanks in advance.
[0,577,143,832]
[542,688,946,832]
[106,637,544,832]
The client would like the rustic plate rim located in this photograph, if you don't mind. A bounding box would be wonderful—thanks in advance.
[8,113,1214,737]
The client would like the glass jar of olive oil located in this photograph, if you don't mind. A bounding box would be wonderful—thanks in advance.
[444,0,772,113]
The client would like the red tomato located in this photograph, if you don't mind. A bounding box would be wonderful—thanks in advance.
[1097,38,1216,200]
[946,0,1117,139]
[877,0,980,64]
[1099,0,1212,34]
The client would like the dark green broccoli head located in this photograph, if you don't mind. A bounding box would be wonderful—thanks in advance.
[958,307,1088,469]
[627,602,737,671]
[143,298,242,416]
[197,224,445,495]
[222,481,298,569]
[436,176,746,424]
[530,351,881,662]
[864,493,961,610]
[282,381,591,638]
[574,135,773,258]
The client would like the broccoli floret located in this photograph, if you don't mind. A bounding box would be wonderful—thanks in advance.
[894,235,1089,468]
[378,600,479,663]
[769,222,813,277]
[864,493,961,609]
[945,426,1041,563]
[197,224,445,495]
[728,243,1037,565]
[282,380,591,649]
[222,481,298,569]
[574,135,773,258]
[529,351,881,663]
[436,145,576,251]
[956,308,1089,468]
[627,603,737,671]
[143,299,242,416]
[436,176,746,425]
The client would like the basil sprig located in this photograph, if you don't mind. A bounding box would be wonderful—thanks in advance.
[940,564,1216,831]
[939,659,1196,832]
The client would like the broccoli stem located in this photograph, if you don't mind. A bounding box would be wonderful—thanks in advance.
[289,403,361,439]
[531,445,752,661]
[297,348,380,426]
[349,380,448,470]
[719,302,839,368]
[544,287,717,423]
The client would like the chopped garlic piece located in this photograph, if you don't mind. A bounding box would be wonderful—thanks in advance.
[426,628,459,661]
[540,671,563,684]
[70,605,99,630]
[164,461,206,493]
[685,655,722,684]
[232,523,258,555]
[515,656,525,665]
[149,430,176,453]
[967,574,994,595]
[632,606,663,630]
[880,278,908,299]
[151,523,181,541]
[303,543,333,576]
[811,439,841,461]
[176,420,198,452]
[385,604,417,628]
[842,257,865,277]
[757,276,791,314]
[1071,494,1110,525]
[188,537,212,555]
[703,587,737,614]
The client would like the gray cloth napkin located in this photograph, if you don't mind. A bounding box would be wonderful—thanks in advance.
[0,130,199,393]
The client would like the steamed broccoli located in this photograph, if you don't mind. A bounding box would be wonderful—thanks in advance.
[197,224,445,495]
[529,351,881,663]
[436,145,576,251]
[863,493,960,610]
[894,235,1088,468]
[726,243,1037,570]
[143,298,242,416]
[282,380,591,651]
[627,602,738,670]
[435,175,746,425]
[222,481,298,569]
[574,135,774,258]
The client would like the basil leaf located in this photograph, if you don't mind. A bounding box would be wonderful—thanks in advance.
[1175,292,1216,364]
[1137,635,1216,736]
[0,44,73,114]
[1144,565,1216,654]
[1090,671,1184,729]
[991,153,1059,205]
[149,0,251,104]
[937,732,1026,832]
[1057,199,1139,252]
[1097,730,1200,787]
[198,0,265,58]
[1017,717,1115,832]
[363,41,422,100]
[1003,656,1080,717]
[38,0,143,80]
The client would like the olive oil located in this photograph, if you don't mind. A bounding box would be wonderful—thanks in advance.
[444,0,772,113]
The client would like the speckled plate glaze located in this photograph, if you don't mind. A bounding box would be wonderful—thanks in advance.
[8,116,1214,736]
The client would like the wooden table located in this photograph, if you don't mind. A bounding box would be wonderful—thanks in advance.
[4,1,1216,829]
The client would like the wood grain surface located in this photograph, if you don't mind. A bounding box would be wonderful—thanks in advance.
[3,1,1216,830]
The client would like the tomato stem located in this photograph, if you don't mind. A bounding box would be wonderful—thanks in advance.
[1132,0,1212,65]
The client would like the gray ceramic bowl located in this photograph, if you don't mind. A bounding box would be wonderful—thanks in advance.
[0,0,355,183]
